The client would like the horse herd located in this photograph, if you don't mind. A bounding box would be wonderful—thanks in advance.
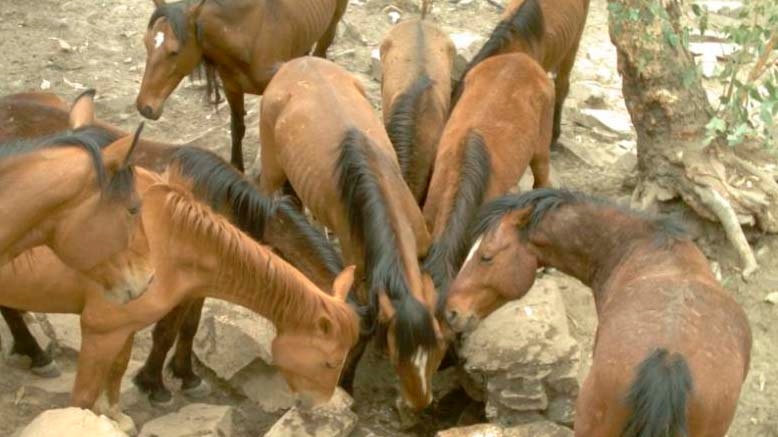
[0,0,754,436]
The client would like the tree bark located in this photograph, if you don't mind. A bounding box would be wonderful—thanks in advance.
[607,0,778,278]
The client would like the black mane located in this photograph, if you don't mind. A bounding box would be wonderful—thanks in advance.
[424,130,491,314]
[148,0,222,105]
[451,0,544,106]
[470,188,689,248]
[0,125,134,199]
[335,129,437,360]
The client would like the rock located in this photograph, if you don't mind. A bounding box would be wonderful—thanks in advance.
[437,420,573,437]
[138,404,233,437]
[576,109,633,136]
[193,300,276,381]
[764,292,778,305]
[20,408,128,437]
[459,276,580,427]
[230,359,295,413]
[264,388,357,437]
[449,31,486,80]
[370,48,382,81]
[568,82,607,110]
[516,163,562,192]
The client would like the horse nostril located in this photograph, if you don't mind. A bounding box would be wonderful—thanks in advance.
[140,106,153,119]
[446,310,458,323]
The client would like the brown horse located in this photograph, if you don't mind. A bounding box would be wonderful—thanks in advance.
[379,9,455,203]
[451,0,589,145]
[67,182,359,427]
[0,92,141,279]
[258,57,445,411]
[136,0,349,170]
[445,188,752,437]
[132,146,355,404]
[422,53,553,313]
[0,90,180,172]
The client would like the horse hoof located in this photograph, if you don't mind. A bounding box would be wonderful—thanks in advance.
[113,413,138,436]
[148,390,174,407]
[182,379,211,399]
[31,360,61,378]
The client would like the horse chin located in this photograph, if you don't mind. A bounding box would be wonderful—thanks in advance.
[447,312,480,333]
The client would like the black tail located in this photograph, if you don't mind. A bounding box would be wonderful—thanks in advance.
[335,129,438,360]
[423,130,491,315]
[385,74,433,190]
[451,0,544,107]
[621,349,693,437]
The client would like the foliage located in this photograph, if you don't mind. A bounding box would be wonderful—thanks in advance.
[694,0,778,148]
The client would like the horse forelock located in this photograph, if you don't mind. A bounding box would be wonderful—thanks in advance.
[335,129,437,359]
[158,184,358,341]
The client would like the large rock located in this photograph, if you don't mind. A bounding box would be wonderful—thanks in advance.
[264,388,357,437]
[437,421,573,437]
[230,358,295,413]
[138,404,233,437]
[194,300,276,380]
[448,31,487,80]
[19,408,128,437]
[458,276,580,427]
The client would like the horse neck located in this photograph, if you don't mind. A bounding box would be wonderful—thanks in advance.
[529,205,656,293]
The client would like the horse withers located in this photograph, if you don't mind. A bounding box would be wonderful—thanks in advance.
[257,57,446,412]
[136,0,349,170]
[445,189,752,436]
[380,10,455,204]
[452,0,589,145]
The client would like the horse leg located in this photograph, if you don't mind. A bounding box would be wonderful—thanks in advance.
[224,87,246,172]
[104,333,137,436]
[133,302,192,405]
[169,298,210,398]
[71,327,130,412]
[0,307,59,377]
[257,116,288,196]
[530,151,551,188]
[551,40,582,148]
[312,0,349,57]
[339,333,369,394]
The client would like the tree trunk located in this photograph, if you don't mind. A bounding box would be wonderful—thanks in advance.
[607,0,778,277]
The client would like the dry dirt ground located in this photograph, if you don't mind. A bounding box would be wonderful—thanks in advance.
[0,0,776,435]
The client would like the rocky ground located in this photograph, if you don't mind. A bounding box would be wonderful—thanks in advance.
[1,0,777,435]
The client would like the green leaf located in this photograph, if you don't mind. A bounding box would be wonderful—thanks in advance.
[707,117,727,133]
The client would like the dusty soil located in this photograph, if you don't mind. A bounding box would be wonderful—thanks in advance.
[0,0,776,435]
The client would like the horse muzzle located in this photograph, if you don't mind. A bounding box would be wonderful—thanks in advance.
[445,309,479,333]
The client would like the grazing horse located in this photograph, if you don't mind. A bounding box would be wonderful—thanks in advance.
[451,0,589,144]
[258,57,445,411]
[0,92,141,278]
[379,9,455,203]
[422,53,553,312]
[132,146,354,404]
[136,0,349,171]
[0,90,180,172]
[67,183,359,427]
[445,189,752,437]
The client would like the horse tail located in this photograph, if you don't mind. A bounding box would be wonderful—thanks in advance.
[451,0,544,106]
[424,130,490,315]
[621,348,693,437]
[385,73,433,189]
[335,129,438,359]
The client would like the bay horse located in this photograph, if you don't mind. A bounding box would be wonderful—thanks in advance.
[0,92,141,278]
[67,182,359,427]
[379,7,455,203]
[136,0,349,171]
[444,188,752,437]
[0,90,180,172]
[451,0,589,145]
[422,53,553,314]
[257,56,445,411]
[132,146,356,404]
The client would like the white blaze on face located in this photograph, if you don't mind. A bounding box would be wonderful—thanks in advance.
[154,31,165,49]
[412,347,429,397]
[464,236,483,265]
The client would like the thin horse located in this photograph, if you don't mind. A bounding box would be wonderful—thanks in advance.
[137,0,349,170]
[451,0,589,145]
[379,3,455,204]
[445,188,752,436]
[133,146,354,404]
[258,57,445,411]
[423,53,554,313]
[0,90,180,172]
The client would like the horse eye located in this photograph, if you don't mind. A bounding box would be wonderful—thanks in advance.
[480,253,494,263]
[324,361,338,369]
[128,204,141,215]
[169,50,179,57]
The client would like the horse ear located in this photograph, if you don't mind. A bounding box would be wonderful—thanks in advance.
[69,89,96,129]
[332,265,356,301]
[152,0,166,7]
[103,122,144,171]
[317,316,333,336]
[506,206,533,229]
[378,292,395,322]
